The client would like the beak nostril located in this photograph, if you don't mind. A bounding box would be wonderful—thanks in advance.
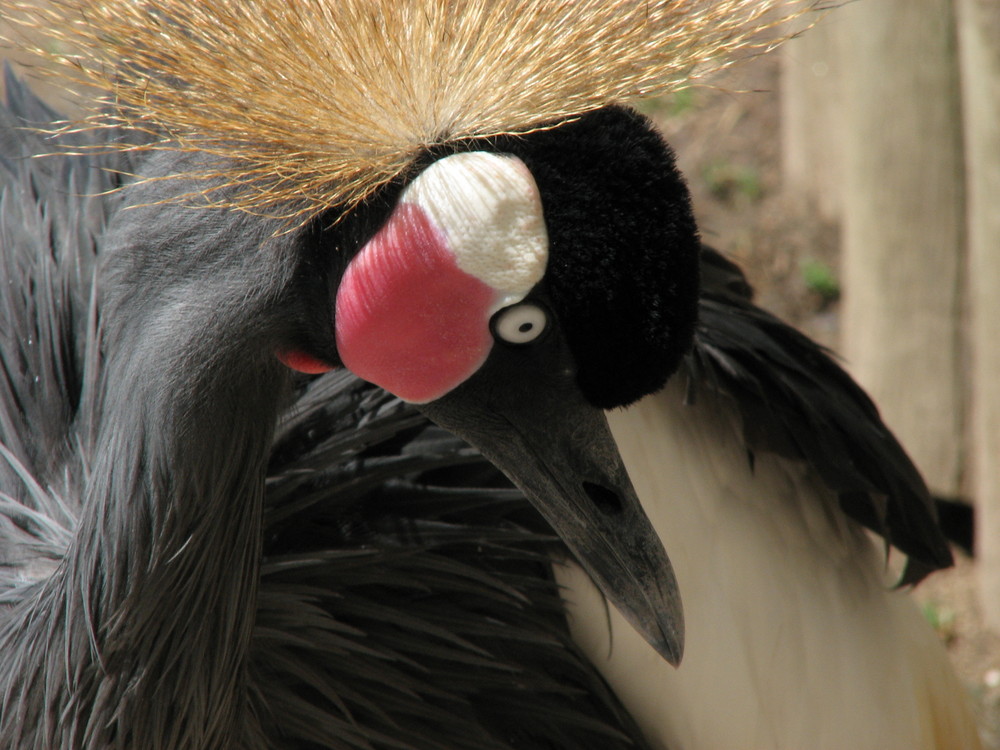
[582,481,624,516]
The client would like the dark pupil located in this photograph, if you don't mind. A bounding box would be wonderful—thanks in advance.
[518,322,534,333]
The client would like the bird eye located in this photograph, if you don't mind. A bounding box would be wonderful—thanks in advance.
[492,302,549,345]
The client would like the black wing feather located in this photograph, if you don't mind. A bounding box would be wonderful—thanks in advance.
[256,375,654,750]
[687,246,952,584]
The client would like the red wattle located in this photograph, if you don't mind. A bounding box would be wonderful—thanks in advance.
[335,202,495,403]
[276,349,336,375]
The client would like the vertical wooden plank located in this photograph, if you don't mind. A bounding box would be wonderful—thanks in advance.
[836,0,966,498]
[956,0,1000,630]
[781,11,843,222]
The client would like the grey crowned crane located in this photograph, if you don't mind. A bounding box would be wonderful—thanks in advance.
[0,1,983,749]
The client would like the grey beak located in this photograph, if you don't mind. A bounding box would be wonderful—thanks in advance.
[417,342,684,665]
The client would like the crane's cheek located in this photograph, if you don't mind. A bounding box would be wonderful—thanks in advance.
[275,349,337,374]
[335,203,496,404]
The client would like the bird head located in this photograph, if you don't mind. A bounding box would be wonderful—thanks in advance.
[282,105,699,664]
[9,0,810,667]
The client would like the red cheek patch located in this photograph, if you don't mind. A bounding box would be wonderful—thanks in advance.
[276,349,336,375]
[335,202,496,403]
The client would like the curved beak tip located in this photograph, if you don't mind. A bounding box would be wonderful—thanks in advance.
[628,578,684,667]
[415,371,686,666]
[656,623,684,667]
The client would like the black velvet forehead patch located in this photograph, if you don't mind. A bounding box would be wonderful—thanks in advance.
[492,106,701,408]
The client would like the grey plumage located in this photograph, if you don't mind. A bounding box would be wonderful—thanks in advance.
[0,66,116,589]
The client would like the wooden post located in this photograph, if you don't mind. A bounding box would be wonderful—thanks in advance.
[781,11,843,222]
[956,0,1000,630]
[836,0,966,498]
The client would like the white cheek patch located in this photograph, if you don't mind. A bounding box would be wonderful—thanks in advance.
[401,151,549,308]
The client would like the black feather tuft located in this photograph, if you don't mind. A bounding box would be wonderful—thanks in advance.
[687,246,953,583]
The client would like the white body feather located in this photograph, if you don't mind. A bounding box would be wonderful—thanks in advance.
[556,376,981,750]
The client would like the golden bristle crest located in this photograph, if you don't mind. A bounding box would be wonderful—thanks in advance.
[4,0,810,222]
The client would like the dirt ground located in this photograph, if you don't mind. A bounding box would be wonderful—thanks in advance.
[651,53,1000,747]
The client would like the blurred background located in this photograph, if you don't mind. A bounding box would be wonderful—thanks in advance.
[2,0,998,742]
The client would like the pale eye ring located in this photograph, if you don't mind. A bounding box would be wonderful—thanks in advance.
[492,302,549,345]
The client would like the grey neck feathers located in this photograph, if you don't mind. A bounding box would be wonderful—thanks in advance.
[0,176,300,749]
